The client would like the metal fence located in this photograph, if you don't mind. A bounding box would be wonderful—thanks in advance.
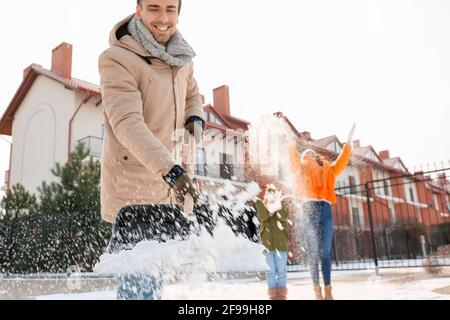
[288,167,450,272]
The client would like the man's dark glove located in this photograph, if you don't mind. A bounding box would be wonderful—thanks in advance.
[185,116,205,144]
[173,173,201,205]
[163,165,200,205]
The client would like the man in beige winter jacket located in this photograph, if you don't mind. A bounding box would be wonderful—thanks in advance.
[99,0,205,300]
[99,0,205,224]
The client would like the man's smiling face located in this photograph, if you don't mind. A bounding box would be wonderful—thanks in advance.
[136,0,180,45]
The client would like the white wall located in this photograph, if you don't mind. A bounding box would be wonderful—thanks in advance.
[10,76,75,193]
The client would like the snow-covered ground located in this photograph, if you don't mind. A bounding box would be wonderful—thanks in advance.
[31,267,450,300]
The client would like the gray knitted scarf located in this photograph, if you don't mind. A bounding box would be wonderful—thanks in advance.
[127,15,195,67]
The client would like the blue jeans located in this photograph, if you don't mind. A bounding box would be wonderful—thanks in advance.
[117,274,163,300]
[265,251,288,289]
[302,201,334,286]
[111,220,164,301]
[107,205,193,301]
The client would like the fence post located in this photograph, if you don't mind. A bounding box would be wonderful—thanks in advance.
[365,182,379,275]
[383,228,391,261]
[405,229,411,260]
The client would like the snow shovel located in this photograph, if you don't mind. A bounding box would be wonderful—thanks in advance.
[104,129,261,275]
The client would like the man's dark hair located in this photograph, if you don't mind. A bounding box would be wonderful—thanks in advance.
[136,0,182,14]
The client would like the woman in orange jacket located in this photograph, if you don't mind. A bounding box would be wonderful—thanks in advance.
[289,124,356,300]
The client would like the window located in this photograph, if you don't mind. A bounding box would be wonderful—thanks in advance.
[195,147,207,176]
[327,141,342,154]
[409,188,415,203]
[367,151,378,161]
[388,206,397,224]
[220,153,234,180]
[403,178,417,203]
[349,176,357,194]
[433,194,440,211]
[352,207,361,229]
[447,194,450,211]
[100,124,105,139]
[383,180,390,196]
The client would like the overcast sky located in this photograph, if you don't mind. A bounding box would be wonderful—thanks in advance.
[1,0,449,197]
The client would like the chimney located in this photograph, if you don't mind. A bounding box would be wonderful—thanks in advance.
[379,150,391,160]
[352,140,361,148]
[51,42,72,79]
[414,171,425,181]
[213,85,230,116]
[438,173,448,186]
[301,131,311,141]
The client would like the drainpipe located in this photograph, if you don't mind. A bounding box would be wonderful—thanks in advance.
[7,141,12,190]
[68,94,92,161]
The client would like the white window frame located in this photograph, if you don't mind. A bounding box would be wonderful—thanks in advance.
[388,202,397,225]
[327,141,342,154]
[196,147,207,176]
[433,193,440,211]
[349,202,365,228]
[373,169,391,197]
[404,178,418,203]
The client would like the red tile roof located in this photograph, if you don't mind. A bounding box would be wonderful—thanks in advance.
[383,157,409,172]
[29,64,100,96]
[222,114,249,131]
[204,105,249,131]
[353,145,372,157]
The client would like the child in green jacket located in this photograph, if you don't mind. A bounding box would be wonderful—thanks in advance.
[255,183,290,300]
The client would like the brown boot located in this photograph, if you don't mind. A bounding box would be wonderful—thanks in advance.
[268,288,278,300]
[314,285,324,300]
[277,287,288,300]
[324,285,334,300]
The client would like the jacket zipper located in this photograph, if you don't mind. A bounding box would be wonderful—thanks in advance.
[171,66,178,146]
[170,66,178,202]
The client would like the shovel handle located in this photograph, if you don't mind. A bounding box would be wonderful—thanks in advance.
[183,133,196,215]
[184,194,195,215]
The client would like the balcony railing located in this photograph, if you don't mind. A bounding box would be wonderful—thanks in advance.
[78,136,103,159]
[195,164,207,177]
[74,137,246,182]
[203,164,245,182]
